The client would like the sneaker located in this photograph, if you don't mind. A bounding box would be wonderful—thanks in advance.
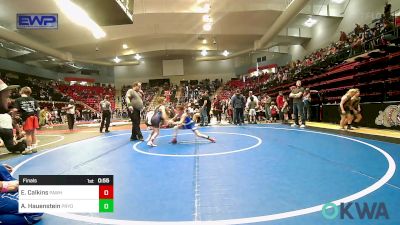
[21,149,32,155]
[171,138,177,144]
[209,137,216,143]
[31,144,38,153]
[300,124,306,128]
[291,124,299,127]
[105,130,110,133]
[147,141,157,147]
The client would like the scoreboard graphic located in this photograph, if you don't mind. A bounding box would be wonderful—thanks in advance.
[18,175,113,213]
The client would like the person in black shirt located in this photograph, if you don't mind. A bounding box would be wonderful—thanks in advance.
[198,91,210,126]
[14,87,39,153]
[0,80,27,154]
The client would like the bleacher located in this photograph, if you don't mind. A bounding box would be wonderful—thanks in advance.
[56,84,116,111]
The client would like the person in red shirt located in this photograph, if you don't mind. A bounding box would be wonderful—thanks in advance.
[276,91,285,122]
[212,98,222,123]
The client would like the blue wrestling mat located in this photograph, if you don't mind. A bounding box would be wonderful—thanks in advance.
[2,124,399,225]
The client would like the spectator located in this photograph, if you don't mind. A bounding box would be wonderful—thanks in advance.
[289,80,306,128]
[354,24,363,36]
[231,89,245,125]
[276,91,285,121]
[381,20,396,44]
[247,96,257,124]
[339,31,348,43]
[264,95,272,122]
[270,102,279,123]
[281,97,290,124]
[0,164,43,224]
[0,80,27,154]
[303,88,312,122]
[246,91,258,123]
[14,87,40,154]
[212,98,222,123]
[198,91,210,126]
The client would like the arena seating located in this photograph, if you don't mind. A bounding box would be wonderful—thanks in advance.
[56,84,115,111]
[234,49,399,102]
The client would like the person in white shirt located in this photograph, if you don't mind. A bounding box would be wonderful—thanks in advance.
[246,91,258,123]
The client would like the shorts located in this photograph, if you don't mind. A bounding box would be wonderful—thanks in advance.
[249,109,256,116]
[150,115,162,128]
[23,116,39,131]
[339,106,351,115]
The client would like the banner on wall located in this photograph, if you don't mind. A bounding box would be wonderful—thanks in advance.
[375,105,400,128]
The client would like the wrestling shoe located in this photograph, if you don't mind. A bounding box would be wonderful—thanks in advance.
[171,138,177,144]
[209,137,216,143]
[147,141,157,147]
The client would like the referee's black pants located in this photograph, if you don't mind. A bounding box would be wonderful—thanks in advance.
[100,110,111,132]
[67,114,75,130]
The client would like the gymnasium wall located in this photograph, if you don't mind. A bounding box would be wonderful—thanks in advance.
[0,58,115,84]
[114,57,237,89]
[289,0,400,60]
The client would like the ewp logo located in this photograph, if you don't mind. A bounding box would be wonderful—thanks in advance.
[322,202,389,220]
[17,14,58,29]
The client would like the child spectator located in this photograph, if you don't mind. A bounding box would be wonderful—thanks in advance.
[281,97,290,124]
[270,102,279,123]
[14,87,39,154]
[247,96,257,124]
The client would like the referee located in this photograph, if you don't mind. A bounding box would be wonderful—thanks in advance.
[100,95,111,133]
[125,82,144,141]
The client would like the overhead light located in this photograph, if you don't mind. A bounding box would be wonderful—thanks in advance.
[202,39,207,44]
[55,0,106,39]
[201,49,208,56]
[222,50,229,57]
[202,14,213,23]
[331,0,345,3]
[203,23,212,31]
[134,54,142,60]
[113,56,121,63]
[122,44,128,49]
[204,3,211,12]
[304,17,318,27]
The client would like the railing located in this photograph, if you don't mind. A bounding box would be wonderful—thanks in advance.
[37,100,98,113]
